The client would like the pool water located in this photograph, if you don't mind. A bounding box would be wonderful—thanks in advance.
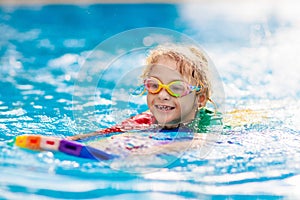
[1,2,300,199]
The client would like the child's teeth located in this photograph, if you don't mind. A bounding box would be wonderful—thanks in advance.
[157,105,172,110]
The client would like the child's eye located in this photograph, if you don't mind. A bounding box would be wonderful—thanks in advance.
[170,83,186,93]
[148,83,159,90]
[145,79,159,90]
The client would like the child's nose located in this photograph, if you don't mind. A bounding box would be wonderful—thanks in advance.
[157,88,171,100]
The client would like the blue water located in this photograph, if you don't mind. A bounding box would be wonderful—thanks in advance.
[1,2,300,200]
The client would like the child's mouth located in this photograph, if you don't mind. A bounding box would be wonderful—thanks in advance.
[155,105,175,111]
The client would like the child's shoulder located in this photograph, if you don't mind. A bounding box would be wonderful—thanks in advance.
[191,108,223,129]
[199,107,222,119]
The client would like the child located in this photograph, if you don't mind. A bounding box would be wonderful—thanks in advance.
[68,44,222,141]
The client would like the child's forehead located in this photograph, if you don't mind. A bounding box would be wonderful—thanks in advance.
[148,64,194,85]
[149,55,193,82]
[148,64,183,80]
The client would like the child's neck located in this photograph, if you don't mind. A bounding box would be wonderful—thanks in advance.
[158,119,194,129]
[160,124,180,129]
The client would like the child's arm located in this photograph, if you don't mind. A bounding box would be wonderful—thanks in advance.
[66,111,155,141]
[65,126,123,141]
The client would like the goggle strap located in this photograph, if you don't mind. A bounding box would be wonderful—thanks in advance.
[190,86,201,92]
[130,85,146,96]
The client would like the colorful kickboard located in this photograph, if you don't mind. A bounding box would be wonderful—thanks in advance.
[14,134,117,160]
[14,128,198,161]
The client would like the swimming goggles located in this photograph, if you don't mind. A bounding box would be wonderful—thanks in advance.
[132,77,201,97]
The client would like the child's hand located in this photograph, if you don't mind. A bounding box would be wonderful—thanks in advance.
[66,135,84,141]
[66,132,97,141]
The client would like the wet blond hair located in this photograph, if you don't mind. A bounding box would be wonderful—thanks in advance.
[141,44,212,105]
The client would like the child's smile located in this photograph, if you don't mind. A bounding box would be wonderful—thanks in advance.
[154,104,175,111]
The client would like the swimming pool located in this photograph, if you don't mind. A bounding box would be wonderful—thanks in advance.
[1,2,300,199]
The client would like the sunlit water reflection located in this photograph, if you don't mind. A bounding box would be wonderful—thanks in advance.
[0,1,299,199]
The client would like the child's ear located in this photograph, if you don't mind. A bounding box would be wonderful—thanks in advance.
[198,94,207,107]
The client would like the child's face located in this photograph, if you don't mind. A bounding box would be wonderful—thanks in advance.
[146,57,199,127]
